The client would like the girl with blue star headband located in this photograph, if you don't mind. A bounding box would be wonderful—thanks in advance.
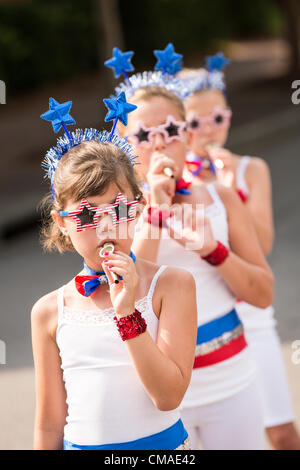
[32,93,197,450]
[109,45,274,450]
[182,53,300,450]
[177,53,232,180]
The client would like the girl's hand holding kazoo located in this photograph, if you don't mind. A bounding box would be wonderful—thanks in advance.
[101,250,139,317]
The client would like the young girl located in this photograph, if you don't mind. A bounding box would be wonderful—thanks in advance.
[110,47,274,449]
[182,57,300,450]
[31,96,197,450]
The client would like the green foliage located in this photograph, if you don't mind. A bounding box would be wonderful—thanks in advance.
[0,0,283,91]
[120,0,283,66]
[0,0,98,90]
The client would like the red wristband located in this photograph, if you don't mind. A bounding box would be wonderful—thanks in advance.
[147,206,171,228]
[114,309,147,341]
[201,241,229,266]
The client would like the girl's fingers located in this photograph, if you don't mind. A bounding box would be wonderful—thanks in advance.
[167,225,187,247]
[102,261,114,285]
[108,266,129,278]
[151,159,176,175]
[104,259,128,269]
[103,253,133,266]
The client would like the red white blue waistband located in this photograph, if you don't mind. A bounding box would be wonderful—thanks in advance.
[63,419,188,450]
[193,308,247,369]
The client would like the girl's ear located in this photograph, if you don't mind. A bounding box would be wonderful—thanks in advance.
[51,210,68,235]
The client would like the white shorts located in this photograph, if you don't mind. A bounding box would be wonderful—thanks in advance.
[181,379,264,450]
[245,326,295,428]
[237,302,295,428]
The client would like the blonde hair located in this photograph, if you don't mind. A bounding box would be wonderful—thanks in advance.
[118,85,186,136]
[39,140,143,253]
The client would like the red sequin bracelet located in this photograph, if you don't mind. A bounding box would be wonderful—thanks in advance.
[201,241,229,266]
[114,309,147,341]
[147,206,171,228]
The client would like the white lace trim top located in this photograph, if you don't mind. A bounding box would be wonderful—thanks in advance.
[56,265,182,446]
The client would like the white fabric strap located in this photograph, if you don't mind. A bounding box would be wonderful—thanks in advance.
[236,156,250,194]
[147,265,167,305]
[57,285,66,322]
[206,183,226,212]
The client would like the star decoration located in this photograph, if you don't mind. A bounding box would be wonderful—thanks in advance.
[154,43,183,75]
[104,47,134,78]
[41,97,75,133]
[108,193,138,225]
[135,126,150,143]
[113,200,132,221]
[165,122,179,137]
[76,206,96,227]
[206,52,230,72]
[169,57,183,75]
[103,92,137,126]
[59,199,98,232]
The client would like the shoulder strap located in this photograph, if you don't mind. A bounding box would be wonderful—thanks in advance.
[57,285,66,323]
[236,156,251,193]
[206,183,225,211]
[147,265,168,304]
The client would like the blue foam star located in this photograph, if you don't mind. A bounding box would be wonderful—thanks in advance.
[103,92,137,126]
[154,43,183,75]
[41,98,75,133]
[104,47,134,78]
[206,52,230,72]
[169,57,183,75]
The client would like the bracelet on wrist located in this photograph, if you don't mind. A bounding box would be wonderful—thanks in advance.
[201,241,229,266]
[114,309,147,341]
[147,206,171,228]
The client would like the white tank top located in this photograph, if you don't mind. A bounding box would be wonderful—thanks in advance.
[235,156,276,330]
[56,265,182,446]
[236,155,251,197]
[156,183,257,407]
[157,183,235,322]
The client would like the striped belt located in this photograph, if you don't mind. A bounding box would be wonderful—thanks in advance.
[63,419,188,450]
[193,308,247,368]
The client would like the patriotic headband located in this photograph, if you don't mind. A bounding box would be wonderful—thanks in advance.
[40,93,139,197]
[105,43,189,100]
[181,52,230,94]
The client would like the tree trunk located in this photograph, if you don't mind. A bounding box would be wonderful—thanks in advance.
[277,0,300,73]
[94,0,124,69]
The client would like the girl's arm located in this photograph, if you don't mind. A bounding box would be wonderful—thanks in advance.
[31,293,68,450]
[102,255,197,411]
[244,157,274,256]
[216,184,274,308]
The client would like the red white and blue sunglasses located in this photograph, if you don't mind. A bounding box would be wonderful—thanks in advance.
[59,193,139,232]
[126,115,187,148]
[187,107,232,133]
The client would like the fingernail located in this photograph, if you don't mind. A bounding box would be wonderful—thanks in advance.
[104,260,109,263]
[108,265,113,269]
[104,252,109,256]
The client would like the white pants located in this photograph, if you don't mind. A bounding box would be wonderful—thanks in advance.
[181,380,264,450]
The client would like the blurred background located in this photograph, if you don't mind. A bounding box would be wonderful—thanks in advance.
[0,0,299,449]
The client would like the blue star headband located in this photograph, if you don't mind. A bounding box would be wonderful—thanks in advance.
[105,43,189,100]
[40,94,139,197]
[104,47,134,83]
[181,52,230,95]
